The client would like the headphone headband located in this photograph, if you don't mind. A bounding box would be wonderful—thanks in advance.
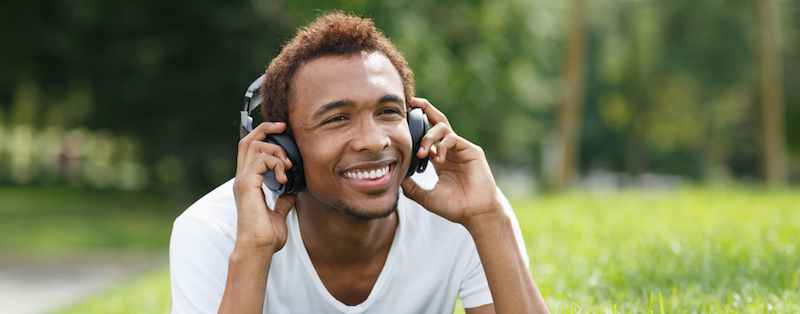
[243,75,265,113]
[241,75,266,138]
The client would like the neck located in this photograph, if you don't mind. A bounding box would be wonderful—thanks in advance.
[295,191,398,264]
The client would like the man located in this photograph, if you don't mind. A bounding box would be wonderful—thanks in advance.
[170,12,549,313]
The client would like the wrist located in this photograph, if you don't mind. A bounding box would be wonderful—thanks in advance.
[233,237,281,258]
[235,226,286,254]
[461,202,512,237]
[229,244,275,271]
[222,242,274,313]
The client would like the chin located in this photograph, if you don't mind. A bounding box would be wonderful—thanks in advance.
[331,192,399,221]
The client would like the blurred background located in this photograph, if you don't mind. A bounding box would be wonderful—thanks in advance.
[1,0,799,313]
[1,0,798,198]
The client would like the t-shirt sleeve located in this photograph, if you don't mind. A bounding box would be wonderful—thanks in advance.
[457,239,493,308]
[169,212,234,314]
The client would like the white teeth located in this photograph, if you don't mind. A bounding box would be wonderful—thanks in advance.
[345,166,390,180]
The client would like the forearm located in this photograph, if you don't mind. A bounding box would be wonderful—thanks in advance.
[218,246,274,314]
[464,209,549,314]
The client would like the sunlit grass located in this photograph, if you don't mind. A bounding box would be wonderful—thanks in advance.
[21,185,799,313]
[52,267,171,314]
[518,186,800,313]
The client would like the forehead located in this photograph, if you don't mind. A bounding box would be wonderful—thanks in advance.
[289,51,405,117]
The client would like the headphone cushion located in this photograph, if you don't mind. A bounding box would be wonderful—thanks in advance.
[263,133,305,195]
[406,108,430,177]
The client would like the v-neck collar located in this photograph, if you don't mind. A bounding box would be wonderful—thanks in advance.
[287,205,404,313]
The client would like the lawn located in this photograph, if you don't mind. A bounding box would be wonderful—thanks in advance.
[519,187,800,313]
[3,185,798,313]
[0,185,186,250]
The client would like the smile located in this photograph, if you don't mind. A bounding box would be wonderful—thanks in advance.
[343,165,390,180]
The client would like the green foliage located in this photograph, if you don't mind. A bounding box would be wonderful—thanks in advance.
[1,0,798,190]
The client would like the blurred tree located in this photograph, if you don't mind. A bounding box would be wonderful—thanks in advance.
[788,0,800,179]
[553,0,588,191]
[1,0,797,194]
[0,0,292,194]
[582,0,771,184]
[756,0,789,186]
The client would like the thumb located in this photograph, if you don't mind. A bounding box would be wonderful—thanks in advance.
[401,177,431,208]
[273,194,297,219]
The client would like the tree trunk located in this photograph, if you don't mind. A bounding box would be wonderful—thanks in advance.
[552,0,588,192]
[756,0,789,186]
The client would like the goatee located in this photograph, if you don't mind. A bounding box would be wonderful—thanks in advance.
[332,192,399,221]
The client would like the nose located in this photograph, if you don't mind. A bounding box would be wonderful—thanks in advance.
[350,116,391,154]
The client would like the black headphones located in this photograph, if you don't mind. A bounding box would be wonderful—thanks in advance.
[240,75,430,195]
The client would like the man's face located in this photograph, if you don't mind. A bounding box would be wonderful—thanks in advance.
[288,51,412,220]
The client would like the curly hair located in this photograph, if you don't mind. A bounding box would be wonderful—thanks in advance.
[259,11,415,122]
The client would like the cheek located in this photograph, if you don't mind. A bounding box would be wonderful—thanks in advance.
[392,123,413,156]
[296,134,343,191]
[299,138,335,174]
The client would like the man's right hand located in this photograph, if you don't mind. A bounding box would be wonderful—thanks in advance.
[221,122,298,313]
[232,122,297,254]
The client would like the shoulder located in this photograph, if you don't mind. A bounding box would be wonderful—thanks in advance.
[169,179,243,313]
[171,178,280,241]
[172,179,238,241]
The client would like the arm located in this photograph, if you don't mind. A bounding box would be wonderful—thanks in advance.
[401,98,549,314]
[219,122,297,314]
[462,208,547,313]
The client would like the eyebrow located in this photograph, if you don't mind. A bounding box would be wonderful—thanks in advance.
[379,94,403,104]
[312,94,404,119]
[312,100,353,119]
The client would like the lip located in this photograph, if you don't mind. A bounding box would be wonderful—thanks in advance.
[340,162,397,194]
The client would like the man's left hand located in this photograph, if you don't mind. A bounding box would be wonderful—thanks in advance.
[401,98,504,226]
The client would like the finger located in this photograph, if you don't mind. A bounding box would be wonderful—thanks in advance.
[410,98,451,129]
[232,175,269,220]
[237,122,289,175]
[273,194,297,218]
[241,141,292,177]
[401,176,431,208]
[433,133,468,164]
[237,122,287,175]
[417,122,452,158]
[242,152,290,186]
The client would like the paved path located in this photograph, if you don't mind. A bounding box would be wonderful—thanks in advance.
[0,250,167,314]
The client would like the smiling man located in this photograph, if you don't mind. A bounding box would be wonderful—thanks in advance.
[169,12,549,314]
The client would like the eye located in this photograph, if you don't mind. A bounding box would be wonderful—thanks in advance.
[379,108,402,116]
[323,115,347,124]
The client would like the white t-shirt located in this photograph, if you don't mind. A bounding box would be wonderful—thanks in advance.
[170,168,528,313]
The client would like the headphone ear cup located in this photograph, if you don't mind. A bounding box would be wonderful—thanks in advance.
[264,133,305,195]
[406,108,430,177]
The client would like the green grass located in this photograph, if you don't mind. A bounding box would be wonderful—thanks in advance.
[518,186,800,313]
[53,267,172,314]
[6,185,797,313]
[0,185,186,250]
